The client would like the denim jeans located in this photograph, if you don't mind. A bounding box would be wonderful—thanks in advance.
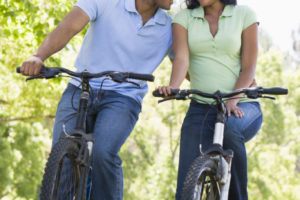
[52,83,141,200]
[176,100,263,200]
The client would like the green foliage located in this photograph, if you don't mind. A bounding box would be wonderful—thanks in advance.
[0,0,80,199]
[247,48,300,200]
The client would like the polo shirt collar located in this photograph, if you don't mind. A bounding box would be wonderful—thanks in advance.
[125,0,167,25]
[191,5,234,19]
[221,5,234,17]
[153,8,167,25]
[125,0,138,13]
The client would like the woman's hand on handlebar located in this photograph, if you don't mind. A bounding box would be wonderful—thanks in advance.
[156,85,177,97]
[20,56,44,76]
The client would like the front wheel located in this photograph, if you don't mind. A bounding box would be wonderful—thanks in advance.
[39,138,84,200]
[181,156,220,200]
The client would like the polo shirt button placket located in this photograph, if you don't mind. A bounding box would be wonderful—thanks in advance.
[213,41,217,54]
[137,23,142,30]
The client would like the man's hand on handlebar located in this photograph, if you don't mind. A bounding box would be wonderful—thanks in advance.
[20,56,44,76]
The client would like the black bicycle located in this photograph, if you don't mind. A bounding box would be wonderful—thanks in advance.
[17,66,154,200]
[153,86,288,200]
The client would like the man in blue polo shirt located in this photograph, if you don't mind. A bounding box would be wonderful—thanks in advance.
[20,0,173,199]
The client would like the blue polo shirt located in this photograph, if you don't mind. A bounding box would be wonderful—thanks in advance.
[70,0,172,104]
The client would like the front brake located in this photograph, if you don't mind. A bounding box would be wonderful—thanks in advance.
[158,96,176,103]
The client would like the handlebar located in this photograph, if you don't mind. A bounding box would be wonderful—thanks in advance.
[257,87,288,95]
[153,87,288,103]
[16,66,155,82]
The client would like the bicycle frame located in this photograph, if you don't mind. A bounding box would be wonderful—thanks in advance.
[69,74,94,200]
[200,97,233,200]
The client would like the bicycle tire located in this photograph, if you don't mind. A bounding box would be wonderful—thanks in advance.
[181,156,220,200]
[40,138,84,200]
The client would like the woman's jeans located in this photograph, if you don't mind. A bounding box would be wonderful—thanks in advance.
[52,84,141,200]
[176,100,263,200]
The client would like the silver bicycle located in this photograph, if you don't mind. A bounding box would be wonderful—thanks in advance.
[153,86,288,200]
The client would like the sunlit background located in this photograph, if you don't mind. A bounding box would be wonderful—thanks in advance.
[173,0,300,53]
[239,0,300,53]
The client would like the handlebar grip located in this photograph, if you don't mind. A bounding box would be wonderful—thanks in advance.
[16,66,48,74]
[152,89,180,97]
[152,90,163,97]
[262,87,288,95]
[128,73,155,82]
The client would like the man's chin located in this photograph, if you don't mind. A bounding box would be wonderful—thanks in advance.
[163,4,172,10]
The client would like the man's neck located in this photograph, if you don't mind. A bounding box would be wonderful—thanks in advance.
[135,0,158,25]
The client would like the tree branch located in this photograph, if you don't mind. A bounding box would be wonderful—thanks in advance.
[0,115,55,123]
[0,99,8,104]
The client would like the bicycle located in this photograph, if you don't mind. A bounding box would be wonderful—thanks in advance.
[17,66,154,200]
[153,86,288,200]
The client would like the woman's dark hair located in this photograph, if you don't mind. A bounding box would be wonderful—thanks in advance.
[186,0,237,9]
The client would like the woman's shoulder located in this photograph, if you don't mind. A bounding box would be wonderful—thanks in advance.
[231,5,258,30]
[233,5,256,15]
[172,8,194,26]
[174,8,192,18]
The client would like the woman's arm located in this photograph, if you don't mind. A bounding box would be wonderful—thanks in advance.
[158,23,190,96]
[226,23,259,117]
[237,23,259,90]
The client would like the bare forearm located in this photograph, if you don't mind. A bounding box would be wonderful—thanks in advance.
[169,59,189,88]
[35,26,74,61]
[234,67,255,90]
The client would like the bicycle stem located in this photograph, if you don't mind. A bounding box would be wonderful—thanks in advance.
[75,76,90,131]
[213,98,227,146]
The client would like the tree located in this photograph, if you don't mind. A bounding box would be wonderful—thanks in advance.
[247,48,300,199]
[0,0,80,198]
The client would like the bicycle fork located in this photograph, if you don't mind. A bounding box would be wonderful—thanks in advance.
[219,155,232,200]
[199,100,234,200]
[74,76,94,200]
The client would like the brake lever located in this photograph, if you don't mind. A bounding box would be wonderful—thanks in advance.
[26,75,45,81]
[125,80,141,87]
[262,95,276,100]
[158,97,175,103]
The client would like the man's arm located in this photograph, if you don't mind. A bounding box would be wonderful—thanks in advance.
[20,6,90,76]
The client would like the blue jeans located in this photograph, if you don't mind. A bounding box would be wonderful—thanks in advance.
[52,83,141,200]
[176,100,263,200]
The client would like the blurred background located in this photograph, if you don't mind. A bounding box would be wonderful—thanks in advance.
[0,0,299,199]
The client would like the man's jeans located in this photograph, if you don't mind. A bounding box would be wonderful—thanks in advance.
[52,83,141,200]
[176,100,263,200]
